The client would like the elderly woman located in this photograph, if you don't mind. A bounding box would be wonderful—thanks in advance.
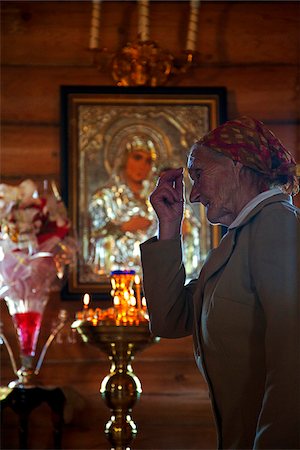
[140,117,299,449]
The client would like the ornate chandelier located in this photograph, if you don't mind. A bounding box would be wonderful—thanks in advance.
[88,0,201,86]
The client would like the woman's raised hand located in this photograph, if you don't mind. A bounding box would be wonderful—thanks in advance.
[150,168,185,240]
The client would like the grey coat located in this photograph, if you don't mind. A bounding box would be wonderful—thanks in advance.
[140,193,300,449]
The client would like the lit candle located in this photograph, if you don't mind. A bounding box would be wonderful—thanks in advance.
[134,275,142,311]
[83,293,90,309]
[124,290,130,309]
[89,0,102,50]
[186,0,200,51]
[142,296,147,308]
[138,0,149,41]
[130,296,136,307]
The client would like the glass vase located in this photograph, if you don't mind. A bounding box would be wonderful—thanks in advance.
[4,294,49,387]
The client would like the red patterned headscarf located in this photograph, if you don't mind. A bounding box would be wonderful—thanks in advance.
[196,116,299,195]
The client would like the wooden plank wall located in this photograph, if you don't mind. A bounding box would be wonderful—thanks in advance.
[1,2,299,449]
[1,1,300,184]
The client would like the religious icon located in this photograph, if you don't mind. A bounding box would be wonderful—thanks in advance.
[61,86,226,298]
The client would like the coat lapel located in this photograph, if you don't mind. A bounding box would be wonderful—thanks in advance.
[193,193,292,327]
[193,228,237,323]
[201,228,237,285]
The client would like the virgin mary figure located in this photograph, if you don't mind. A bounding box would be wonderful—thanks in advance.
[88,133,158,276]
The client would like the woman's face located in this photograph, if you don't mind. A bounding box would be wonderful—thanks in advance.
[188,145,242,226]
[125,150,153,183]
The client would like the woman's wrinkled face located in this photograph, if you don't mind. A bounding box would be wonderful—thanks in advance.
[125,150,153,183]
[187,145,241,226]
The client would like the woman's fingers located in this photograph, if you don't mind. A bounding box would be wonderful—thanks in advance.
[150,183,181,206]
[149,168,185,223]
[173,170,184,202]
[155,168,184,202]
[157,168,183,186]
[152,169,185,239]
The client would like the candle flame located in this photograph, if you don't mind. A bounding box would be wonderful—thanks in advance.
[83,293,90,307]
[135,275,140,285]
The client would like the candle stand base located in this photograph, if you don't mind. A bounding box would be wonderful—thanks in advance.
[72,321,159,450]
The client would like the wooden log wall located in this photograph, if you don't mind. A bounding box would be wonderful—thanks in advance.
[1,1,299,449]
[1,1,300,184]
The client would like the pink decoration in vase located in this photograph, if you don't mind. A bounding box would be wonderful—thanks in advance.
[0,179,77,387]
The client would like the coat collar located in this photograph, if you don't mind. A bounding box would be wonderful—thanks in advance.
[229,192,292,231]
[200,192,291,290]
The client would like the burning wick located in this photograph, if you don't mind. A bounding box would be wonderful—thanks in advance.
[113,295,120,306]
[134,275,142,311]
[83,293,90,310]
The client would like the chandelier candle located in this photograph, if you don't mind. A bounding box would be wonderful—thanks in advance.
[89,0,102,49]
[138,0,149,41]
[186,0,200,51]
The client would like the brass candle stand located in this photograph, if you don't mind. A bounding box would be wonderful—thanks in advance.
[72,271,159,450]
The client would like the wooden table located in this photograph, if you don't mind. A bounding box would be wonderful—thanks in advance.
[0,386,65,449]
